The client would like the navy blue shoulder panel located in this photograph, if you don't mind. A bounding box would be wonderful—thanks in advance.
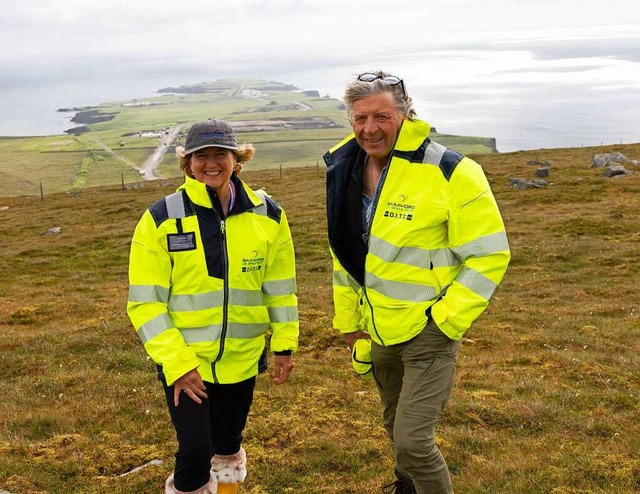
[394,139,464,182]
[148,198,169,228]
[182,190,196,216]
[263,195,282,224]
[393,142,428,164]
[440,148,464,182]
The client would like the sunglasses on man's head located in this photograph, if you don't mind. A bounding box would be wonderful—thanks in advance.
[357,73,406,98]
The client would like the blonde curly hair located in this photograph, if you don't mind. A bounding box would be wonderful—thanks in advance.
[176,144,256,178]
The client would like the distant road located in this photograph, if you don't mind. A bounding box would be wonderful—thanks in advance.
[91,125,183,181]
[139,125,184,180]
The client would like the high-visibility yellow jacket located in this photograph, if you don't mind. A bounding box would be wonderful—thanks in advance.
[324,119,510,345]
[127,174,298,385]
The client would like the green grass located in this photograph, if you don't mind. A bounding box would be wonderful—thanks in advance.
[1,140,640,493]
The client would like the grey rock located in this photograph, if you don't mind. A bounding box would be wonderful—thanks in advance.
[534,167,550,178]
[509,178,549,190]
[602,165,633,178]
[527,159,552,167]
[42,226,62,235]
[591,152,630,168]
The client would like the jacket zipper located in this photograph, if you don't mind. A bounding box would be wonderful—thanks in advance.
[361,157,394,346]
[211,217,229,384]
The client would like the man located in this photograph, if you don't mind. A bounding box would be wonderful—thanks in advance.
[324,71,510,494]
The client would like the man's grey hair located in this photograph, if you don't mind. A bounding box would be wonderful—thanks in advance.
[343,70,417,123]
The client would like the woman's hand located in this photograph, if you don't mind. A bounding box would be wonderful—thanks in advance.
[274,355,294,384]
[173,368,208,406]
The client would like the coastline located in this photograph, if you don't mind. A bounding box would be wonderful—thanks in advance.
[57,107,117,135]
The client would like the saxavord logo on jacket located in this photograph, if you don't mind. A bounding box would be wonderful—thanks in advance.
[242,251,265,272]
[383,196,415,221]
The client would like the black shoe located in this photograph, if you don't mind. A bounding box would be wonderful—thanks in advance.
[382,479,417,494]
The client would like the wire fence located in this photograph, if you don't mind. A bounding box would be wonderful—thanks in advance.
[8,161,327,201]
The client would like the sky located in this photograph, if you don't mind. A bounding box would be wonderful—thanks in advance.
[0,0,639,148]
[2,0,638,72]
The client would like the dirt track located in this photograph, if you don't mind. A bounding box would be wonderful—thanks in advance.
[138,125,183,180]
[91,125,183,181]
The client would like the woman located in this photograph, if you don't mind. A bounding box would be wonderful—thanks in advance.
[127,118,299,494]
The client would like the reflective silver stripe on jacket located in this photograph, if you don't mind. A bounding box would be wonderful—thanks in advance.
[368,235,459,269]
[137,313,174,344]
[263,278,297,296]
[229,288,264,306]
[168,292,224,311]
[130,287,265,310]
[128,285,170,304]
[423,140,446,165]
[268,305,299,323]
[165,191,186,218]
[451,232,510,261]
[253,201,268,217]
[366,272,437,303]
[456,266,497,300]
[253,190,269,216]
[333,270,361,290]
[180,322,269,343]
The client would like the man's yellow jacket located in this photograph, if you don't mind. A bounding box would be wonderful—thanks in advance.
[324,119,510,345]
[127,174,298,385]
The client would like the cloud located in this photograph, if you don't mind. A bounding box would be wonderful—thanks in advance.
[0,0,639,70]
[501,65,606,74]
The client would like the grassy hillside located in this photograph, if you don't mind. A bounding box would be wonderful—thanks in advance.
[0,79,497,198]
[0,143,639,493]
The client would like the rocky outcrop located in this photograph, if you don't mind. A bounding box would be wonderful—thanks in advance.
[591,152,639,168]
[70,110,116,125]
[591,152,638,178]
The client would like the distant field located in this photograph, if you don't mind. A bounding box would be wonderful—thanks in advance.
[0,79,497,198]
[0,142,639,493]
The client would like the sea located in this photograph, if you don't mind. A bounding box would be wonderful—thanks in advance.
[1,51,639,153]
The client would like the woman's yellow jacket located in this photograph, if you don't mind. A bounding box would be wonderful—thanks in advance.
[325,119,510,345]
[127,175,298,385]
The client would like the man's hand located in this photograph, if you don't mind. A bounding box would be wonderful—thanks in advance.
[342,330,370,350]
[274,355,294,384]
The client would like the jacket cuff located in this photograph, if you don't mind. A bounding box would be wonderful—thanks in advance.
[274,350,292,356]
[162,356,201,386]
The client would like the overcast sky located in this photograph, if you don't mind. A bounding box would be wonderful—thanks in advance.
[1,0,638,147]
[1,0,638,70]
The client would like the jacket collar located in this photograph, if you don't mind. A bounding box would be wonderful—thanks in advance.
[394,119,431,153]
[327,118,432,162]
[178,174,262,214]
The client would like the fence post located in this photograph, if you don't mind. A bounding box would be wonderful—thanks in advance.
[122,174,125,191]
[279,164,282,178]
[40,182,44,201]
